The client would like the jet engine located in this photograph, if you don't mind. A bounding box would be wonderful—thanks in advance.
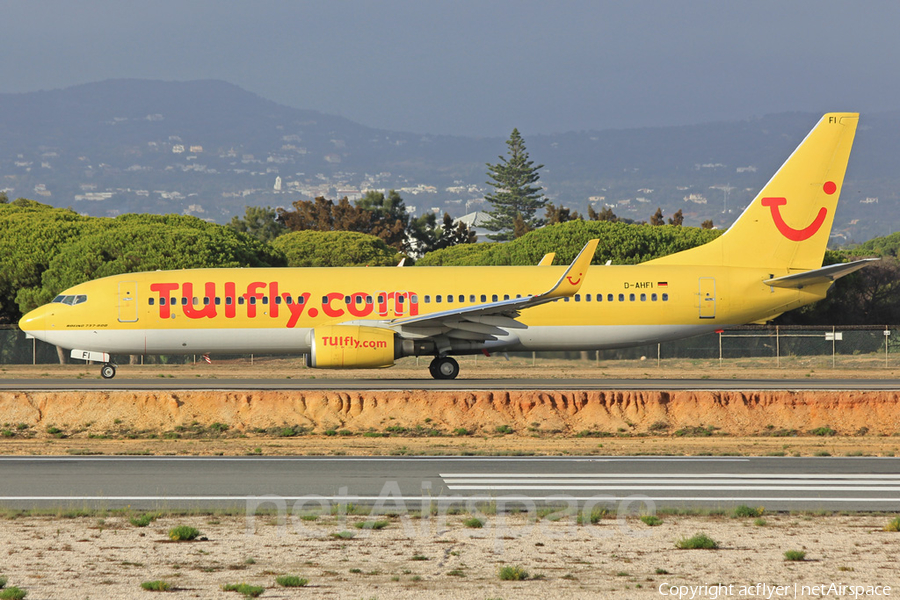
[306,325,396,369]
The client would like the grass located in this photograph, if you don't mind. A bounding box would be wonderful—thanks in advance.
[675,533,719,550]
[498,565,529,581]
[222,583,264,597]
[754,518,767,527]
[495,425,514,434]
[130,513,159,527]
[168,525,201,541]
[354,520,389,530]
[331,530,355,539]
[577,506,607,525]
[0,589,26,600]
[784,550,807,561]
[640,515,662,526]
[0,577,5,589]
[732,504,764,518]
[463,516,484,528]
[140,580,171,591]
[275,575,308,587]
[884,516,900,532]
[411,554,429,561]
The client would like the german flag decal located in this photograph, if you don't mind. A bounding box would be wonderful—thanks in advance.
[657,282,668,287]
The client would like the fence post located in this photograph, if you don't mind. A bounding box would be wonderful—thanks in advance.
[718,331,723,366]
[832,326,836,369]
[657,343,661,368]
[776,326,780,368]
[886,327,891,368]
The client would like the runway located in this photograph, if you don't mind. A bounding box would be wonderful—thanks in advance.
[2,378,900,391]
[1,456,898,511]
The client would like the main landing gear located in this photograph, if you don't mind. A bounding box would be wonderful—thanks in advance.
[428,356,459,380]
[100,363,117,379]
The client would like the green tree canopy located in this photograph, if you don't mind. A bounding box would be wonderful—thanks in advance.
[271,230,400,267]
[0,200,284,322]
[227,205,287,242]
[482,129,546,241]
[416,219,722,267]
[409,212,477,256]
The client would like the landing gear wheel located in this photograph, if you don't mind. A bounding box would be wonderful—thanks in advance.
[429,356,459,380]
[100,363,117,380]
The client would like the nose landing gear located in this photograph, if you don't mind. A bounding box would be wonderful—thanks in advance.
[428,356,459,380]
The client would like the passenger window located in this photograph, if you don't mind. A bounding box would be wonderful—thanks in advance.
[586,294,591,302]
[492,294,498,302]
[262,297,268,305]
[274,296,281,305]
[181,297,188,306]
[503,294,509,300]
[618,294,624,302]
[608,294,613,302]
[481,294,487,302]
[322,296,328,304]
[459,295,464,302]
[203,297,210,305]
[284,296,292,305]
[170,297,176,306]
[344,296,351,304]
[662,293,669,301]
[640,293,646,301]
[215,297,221,305]
[238,297,245,305]
[447,295,453,303]
[596,294,601,302]
[226,297,233,306]
[250,297,257,305]
[470,295,476,302]
[398,295,405,304]
[366,296,373,304]
[193,297,199,306]
[575,294,581,302]
[424,295,431,303]
[629,293,635,301]
[651,293,657,301]
[377,295,385,304]
[149,298,155,306]
[564,297,570,302]
[297,296,304,304]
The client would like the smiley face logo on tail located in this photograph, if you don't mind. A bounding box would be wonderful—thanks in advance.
[760,182,836,242]
[566,273,583,286]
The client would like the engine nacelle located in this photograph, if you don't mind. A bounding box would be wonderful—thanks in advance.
[306,325,396,369]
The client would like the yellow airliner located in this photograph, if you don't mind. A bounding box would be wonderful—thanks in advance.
[20,113,873,379]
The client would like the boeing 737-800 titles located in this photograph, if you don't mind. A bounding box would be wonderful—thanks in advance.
[19,113,874,379]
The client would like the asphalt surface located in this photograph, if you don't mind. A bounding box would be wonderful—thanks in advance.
[0,456,898,511]
[2,378,900,391]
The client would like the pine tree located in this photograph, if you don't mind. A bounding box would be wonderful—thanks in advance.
[482,129,546,241]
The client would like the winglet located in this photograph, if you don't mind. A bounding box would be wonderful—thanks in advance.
[538,253,556,266]
[539,239,598,300]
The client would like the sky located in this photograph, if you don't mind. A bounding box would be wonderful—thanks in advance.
[3,0,899,137]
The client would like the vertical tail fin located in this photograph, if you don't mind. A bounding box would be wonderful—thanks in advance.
[649,113,858,270]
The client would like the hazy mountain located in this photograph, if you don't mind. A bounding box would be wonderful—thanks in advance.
[1,79,897,242]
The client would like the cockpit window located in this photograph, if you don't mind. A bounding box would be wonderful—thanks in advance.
[52,294,88,305]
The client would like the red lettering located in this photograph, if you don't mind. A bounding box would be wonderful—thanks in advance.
[224,282,236,318]
[150,283,179,319]
[323,292,345,318]
[243,282,266,318]
[347,292,374,317]
[284,292,310,328]
[182,282,217,319]
[269,281,279,318]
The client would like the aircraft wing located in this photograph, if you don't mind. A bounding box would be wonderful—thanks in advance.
[763,258,879,289]
[386,239,598,343]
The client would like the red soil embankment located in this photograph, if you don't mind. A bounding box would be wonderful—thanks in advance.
[1,390,897,436]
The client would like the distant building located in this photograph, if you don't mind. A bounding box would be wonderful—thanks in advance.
[172,145,185,154]
[274,176,282,192]
[189,145,203,153]
[457,211,492,239]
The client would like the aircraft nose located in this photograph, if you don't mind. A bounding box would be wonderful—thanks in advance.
[18,305,49,336]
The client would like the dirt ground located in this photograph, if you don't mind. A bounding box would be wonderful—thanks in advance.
[0,511,897,599]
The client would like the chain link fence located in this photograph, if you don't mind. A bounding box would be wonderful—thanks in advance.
[2,324,899,369]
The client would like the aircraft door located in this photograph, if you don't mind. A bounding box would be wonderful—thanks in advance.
[118,281,139,323]
[698,277,715,319]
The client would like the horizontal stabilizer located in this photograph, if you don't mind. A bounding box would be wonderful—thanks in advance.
[764,258,879,289]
